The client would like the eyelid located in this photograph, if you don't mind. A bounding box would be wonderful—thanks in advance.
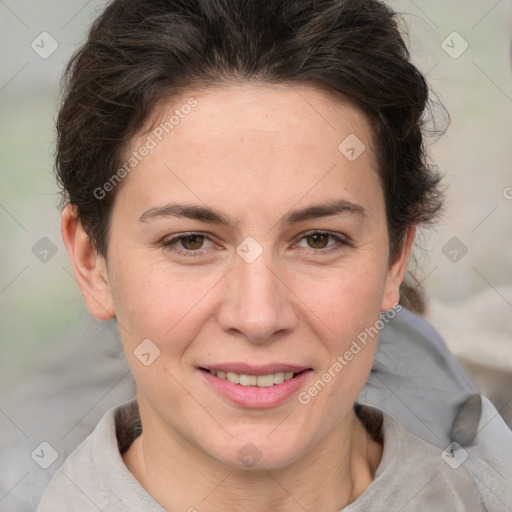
[160,229,352,258]
[292,230,353,251]
[160,231,219,257]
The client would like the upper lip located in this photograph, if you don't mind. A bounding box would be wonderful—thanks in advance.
[199,363,311,376]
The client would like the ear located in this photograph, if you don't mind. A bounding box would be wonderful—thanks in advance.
[380,225,417,312]
[61,204,115,320]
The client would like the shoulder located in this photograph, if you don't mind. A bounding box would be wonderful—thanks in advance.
[346,404,486,512]
[37,398,153,512]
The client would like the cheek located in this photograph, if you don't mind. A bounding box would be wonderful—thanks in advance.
[298,260,387,336]
[109,256,222,347]
[298,270,384,391]
[297,259,386,388]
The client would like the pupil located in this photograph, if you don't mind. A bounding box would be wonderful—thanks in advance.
[308,234,328,249]
[183,235,203,250]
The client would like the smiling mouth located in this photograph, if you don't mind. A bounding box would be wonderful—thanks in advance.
[199,368,310,388]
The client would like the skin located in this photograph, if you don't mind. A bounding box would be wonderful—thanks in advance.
[62,82,415,511]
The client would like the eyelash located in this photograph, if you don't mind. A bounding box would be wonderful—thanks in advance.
[160,230,351,258]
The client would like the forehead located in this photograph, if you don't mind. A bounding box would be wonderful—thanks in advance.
[147,82,372,152]
[117,83,381,223]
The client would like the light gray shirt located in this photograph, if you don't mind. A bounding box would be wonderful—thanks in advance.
[38,399,485,512]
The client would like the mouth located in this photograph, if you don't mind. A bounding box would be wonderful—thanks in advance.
[196,362,313,409]
[197,364,313,408]
[199,367,311,388]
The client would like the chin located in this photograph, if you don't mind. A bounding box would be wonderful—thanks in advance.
[203,431,308,471]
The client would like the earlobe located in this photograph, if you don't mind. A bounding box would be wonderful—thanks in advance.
[380,225,417,312]
[61,204,116,320]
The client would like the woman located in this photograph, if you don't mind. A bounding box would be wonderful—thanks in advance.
[38,0,498,510]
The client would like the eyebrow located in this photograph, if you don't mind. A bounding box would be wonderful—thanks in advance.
[137,198,367,226]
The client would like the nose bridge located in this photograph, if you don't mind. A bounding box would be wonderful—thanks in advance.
[218,241,296,342]
[239,247,279,302]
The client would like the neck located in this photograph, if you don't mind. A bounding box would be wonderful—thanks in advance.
[122,398,382,512]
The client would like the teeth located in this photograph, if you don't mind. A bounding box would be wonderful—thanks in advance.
[239,374,257,386]
[227,371,240,384]
[256,374,275,387]
[209,369,298,387]
[273,372,285,384]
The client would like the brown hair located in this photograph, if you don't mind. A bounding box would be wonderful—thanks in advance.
[55,0,445,313]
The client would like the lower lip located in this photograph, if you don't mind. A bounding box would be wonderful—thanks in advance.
[199,369,312,408]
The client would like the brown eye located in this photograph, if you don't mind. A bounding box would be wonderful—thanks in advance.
[306,233,330,249]
[294,231,351,254]
[180,234,205,250]
[161,232,216,257]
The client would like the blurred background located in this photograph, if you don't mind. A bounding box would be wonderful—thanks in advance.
[0,0,511,415]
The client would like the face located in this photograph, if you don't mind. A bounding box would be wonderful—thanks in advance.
[66,83,412,470]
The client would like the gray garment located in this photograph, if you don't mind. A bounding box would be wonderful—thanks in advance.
[37,398,485,512]
[1,308,511,510]
[357,307,478,448]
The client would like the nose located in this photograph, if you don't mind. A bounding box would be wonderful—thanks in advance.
[216,247,298,344]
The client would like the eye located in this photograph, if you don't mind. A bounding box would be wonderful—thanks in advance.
[160,230,351,259]
[294,231,351,253]
[161,232,216,257]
